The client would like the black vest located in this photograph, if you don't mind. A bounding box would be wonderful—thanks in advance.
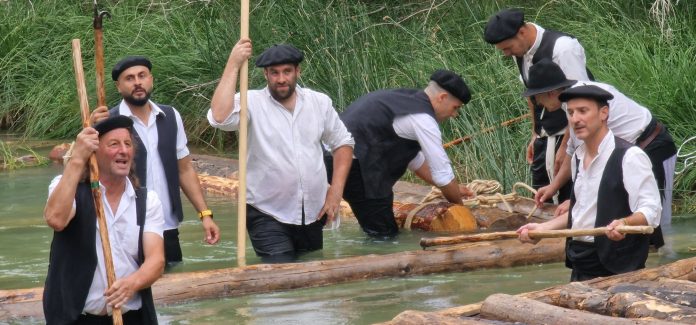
[340,89,437,199]
[43,183,157,324]
[516,29,594,136]
[567,137,650,274]
[109,104,183,222]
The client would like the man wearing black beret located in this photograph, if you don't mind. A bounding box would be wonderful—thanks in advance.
[484,8,593,205]
[526,59,676,251]
[208,39,355,262]
[325,69,472,238]
[44,116,164,323]
[92,55,221,267]
[518,85,661,281]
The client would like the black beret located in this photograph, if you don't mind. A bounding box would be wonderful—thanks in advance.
[430,69,472,104]
[559,85,614,103]
[483,9,525,44]
[522,58,577,97]
[255,44,304,67]
[93,115,133,137]
[111,56,152,81]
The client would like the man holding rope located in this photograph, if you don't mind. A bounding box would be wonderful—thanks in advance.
[44,116,164,324]
[92,56,220,266]
[517,85,661,281]
[484,8,593,204]
[326,70,472,238]
[208,39,354,263]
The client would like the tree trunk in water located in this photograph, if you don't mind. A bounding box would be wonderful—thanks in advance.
[480,293,675,325]
[383,310,497,325]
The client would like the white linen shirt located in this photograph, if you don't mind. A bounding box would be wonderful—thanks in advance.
[570,131,661,242]
[519,23,590,82]
[565,81,653,156]
[117,100,190,230]
[393,114,455,187]
[207,86,354,225]
[48,175,164,315]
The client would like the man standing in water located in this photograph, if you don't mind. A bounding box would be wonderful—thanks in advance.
[517,85,661,281]
[93,56,220,266]
[208,39,354,263]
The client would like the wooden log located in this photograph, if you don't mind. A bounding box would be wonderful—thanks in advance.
[435,256,696,318]
[480,293,674,325]
[608,279,696,308]
[556,282,613,315]
[382,310,502,325]
[0,238,566,321]
[607,291,696,322]
[393,202,477,232]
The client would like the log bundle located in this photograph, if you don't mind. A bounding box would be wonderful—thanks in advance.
[385,256,696,325]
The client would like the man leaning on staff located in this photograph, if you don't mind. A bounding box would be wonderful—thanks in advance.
[516,85,661,281]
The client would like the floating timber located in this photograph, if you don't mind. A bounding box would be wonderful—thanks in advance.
[0,237,565,321]
[383,256,696,325]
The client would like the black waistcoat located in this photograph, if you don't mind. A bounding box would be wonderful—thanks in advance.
[110,104,183,222]
[43,183,157,324]
[516,29,594,136]
[340,89,436,199]
[567,137,650,274]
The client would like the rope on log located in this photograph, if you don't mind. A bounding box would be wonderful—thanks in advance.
[420,181,539,214]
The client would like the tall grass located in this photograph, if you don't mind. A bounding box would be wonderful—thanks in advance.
[1,1,695,206]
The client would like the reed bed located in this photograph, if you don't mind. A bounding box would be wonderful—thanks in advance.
[1,0,694,207]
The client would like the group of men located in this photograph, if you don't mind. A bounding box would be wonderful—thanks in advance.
[43,7,676,324]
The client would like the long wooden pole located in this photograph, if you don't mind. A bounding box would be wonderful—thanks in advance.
[237,0,250,267]
[443,113,530,148]
[420,225,654,248]
[71,39,123,325]
[93,1,109,108]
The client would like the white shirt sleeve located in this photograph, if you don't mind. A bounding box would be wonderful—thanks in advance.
[207,92,244,131]
[622,147,661,227]
[173,108,190,160]
[407,152,425,171]
[394,114,455,187]
[144,190,165,238]
[320,97,355,151]
[47,174,77,210]
[553,36,590,81]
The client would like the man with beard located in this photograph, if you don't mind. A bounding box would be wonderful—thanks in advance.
[208,39,354,263]
[92,56,220,266]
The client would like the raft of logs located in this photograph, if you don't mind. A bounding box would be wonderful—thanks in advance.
[383,256,696,325]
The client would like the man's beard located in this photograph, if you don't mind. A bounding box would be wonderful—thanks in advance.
[123,88,151,106]
[268,83,296,102]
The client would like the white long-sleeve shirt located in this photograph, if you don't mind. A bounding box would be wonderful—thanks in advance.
[519,23,590,82]
[570,131,661,242]
[207,86,354,225]
[393,114,455,187]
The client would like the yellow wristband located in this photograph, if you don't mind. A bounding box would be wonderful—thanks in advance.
[198,209,213,220]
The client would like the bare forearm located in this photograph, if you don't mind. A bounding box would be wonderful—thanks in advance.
[439,180,462,204]
[328,146,353,196]
[551,154,572,190]
[210,62,241,123]
[526,97,536,136]
[540,212,569,230]
[44,159,85,230]
[127,234,164,290]
[622,212,648,226]
[178,156,208,213]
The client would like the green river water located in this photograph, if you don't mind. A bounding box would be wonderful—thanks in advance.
[1,162,695,324]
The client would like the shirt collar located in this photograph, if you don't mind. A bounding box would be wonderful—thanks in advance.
[118,99,166,118]
[99,177,136,199]
[525,23,545,57]
[575,129,615,159]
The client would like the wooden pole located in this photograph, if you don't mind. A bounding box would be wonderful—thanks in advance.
[92,2,109,108]
[237,0,250,267]
[420,225,654,248]
[71,39,123,325]
[443,113,530,148]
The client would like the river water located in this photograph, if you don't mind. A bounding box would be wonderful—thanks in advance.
[1,163,695,324]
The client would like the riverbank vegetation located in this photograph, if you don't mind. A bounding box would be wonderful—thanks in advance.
[1,1,695,209]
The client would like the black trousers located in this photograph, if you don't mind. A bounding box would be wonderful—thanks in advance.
[531,136,571,203]
[566,241,614,282]
[246,205,326,263]
[76,309,146,325]
[163,229,183,264]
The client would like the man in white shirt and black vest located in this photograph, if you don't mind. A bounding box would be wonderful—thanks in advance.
[525,59,676,251]
[484,8,593,204]
[517,85,661,281]
[44,116,165,324]
[326,70,471,238]
[92,56,221,267]
[208,39,354,263]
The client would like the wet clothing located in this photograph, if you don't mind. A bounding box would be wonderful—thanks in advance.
[336,89,451,237]
[44,178,163,324]
[207,85,354,260]
[111,100,189,263]
[516,24,591,202]
[566,134,659,280]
